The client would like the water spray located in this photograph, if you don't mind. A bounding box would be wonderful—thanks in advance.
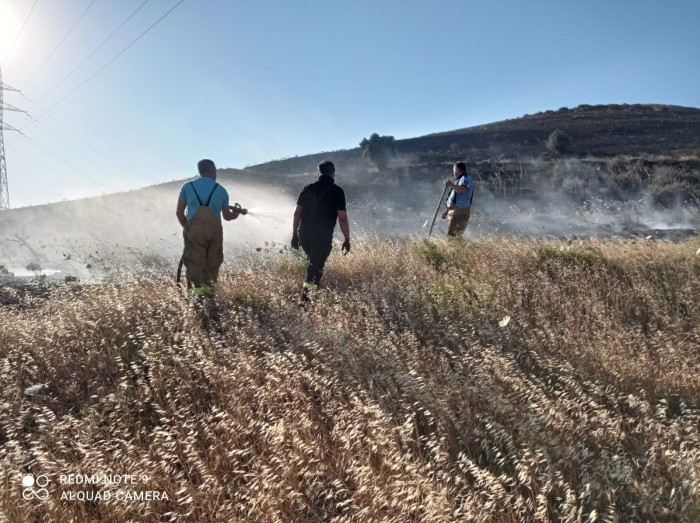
[239,205,287,224]
[246,211,276,219]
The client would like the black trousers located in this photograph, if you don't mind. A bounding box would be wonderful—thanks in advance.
[299,226,333,286]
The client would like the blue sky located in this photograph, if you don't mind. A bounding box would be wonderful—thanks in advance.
[1,0,699,207]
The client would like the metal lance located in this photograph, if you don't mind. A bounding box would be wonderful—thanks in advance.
[428,185,450,236]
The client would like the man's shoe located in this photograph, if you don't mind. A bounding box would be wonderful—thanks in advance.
[299,282,318,304]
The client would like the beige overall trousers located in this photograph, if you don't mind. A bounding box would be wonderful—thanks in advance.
[182,183,223,295]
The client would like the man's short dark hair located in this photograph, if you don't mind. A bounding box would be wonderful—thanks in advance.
[454,162,467,174]
[318,160,335,177]
[198,159,216,175]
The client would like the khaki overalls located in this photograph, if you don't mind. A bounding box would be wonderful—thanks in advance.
[182,182,223,296]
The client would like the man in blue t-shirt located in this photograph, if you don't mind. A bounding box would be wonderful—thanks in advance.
[176,159,242,295]
[441,162,474,237]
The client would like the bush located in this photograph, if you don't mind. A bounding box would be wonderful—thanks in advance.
[359,133,396,171]
[546,129,572,155]
[413,239,454,270]
[536,243,604,266]
[550,159,613,202]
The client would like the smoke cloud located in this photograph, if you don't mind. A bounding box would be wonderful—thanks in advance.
[0,162,697,281]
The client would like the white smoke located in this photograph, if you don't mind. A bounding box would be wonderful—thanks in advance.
[0,160,697,281]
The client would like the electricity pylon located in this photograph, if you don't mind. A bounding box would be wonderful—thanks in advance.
[1,64,25,210]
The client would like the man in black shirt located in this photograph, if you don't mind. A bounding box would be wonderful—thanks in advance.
[291,160,350,300]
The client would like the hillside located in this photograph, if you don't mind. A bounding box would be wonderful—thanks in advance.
[241,103,700,177]
[411,103,700,158]
[0,106,699,521]
[1,103,698,279]
[235,103,700,216]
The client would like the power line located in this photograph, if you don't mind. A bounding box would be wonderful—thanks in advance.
[48,112,127,169]
[7,85,131,183]
[27,114,119,175]
[15,86,131,181]
[2,0,184,205]
[30,0,151,108]
[10,139,113,200]
[34,0,185,121]
[43,111,127,171]
[3,84,122,176]
[2,0,39,67]
[20,89,126,172]
[18,133,112,192]
[2,72,110,193]
[6,101,122,198]
[3,42,112,209]
[21,0,97,91]
[6,142,64,177]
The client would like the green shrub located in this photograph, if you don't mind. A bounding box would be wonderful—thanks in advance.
[413,239,453,269]
[227,284,268,310]
[536,243,604,266]
[426,279,479,312]
[359,133,397,171]
[546,130,572,155]
[279,252,307,274]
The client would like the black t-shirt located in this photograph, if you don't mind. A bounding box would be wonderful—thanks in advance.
[297,174,346,232]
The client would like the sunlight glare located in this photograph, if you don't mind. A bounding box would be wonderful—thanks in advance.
[0,4,21,59]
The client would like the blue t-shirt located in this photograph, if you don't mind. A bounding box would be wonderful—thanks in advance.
[179,177,230,221]
[446,175,474,209]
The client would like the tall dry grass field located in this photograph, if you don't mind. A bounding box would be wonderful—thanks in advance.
[1,235,699,522]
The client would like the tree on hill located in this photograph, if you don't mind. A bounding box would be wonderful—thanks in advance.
[359,133,396,170]
[546,130,572,155]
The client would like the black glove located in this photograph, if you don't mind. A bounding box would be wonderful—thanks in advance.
[291,234,300,250]
[341,239,350,255]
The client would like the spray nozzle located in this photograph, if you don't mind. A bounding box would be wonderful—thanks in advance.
[233,203,248,215]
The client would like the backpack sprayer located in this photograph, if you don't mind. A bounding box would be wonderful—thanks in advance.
[176,203,248,290]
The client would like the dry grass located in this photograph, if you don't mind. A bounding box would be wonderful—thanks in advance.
[1,235,699,522]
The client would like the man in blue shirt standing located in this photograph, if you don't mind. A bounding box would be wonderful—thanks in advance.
[176,159,242,296]
[441,162,474,237]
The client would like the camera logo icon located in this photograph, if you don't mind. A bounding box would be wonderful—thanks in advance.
[22,474,50,501]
